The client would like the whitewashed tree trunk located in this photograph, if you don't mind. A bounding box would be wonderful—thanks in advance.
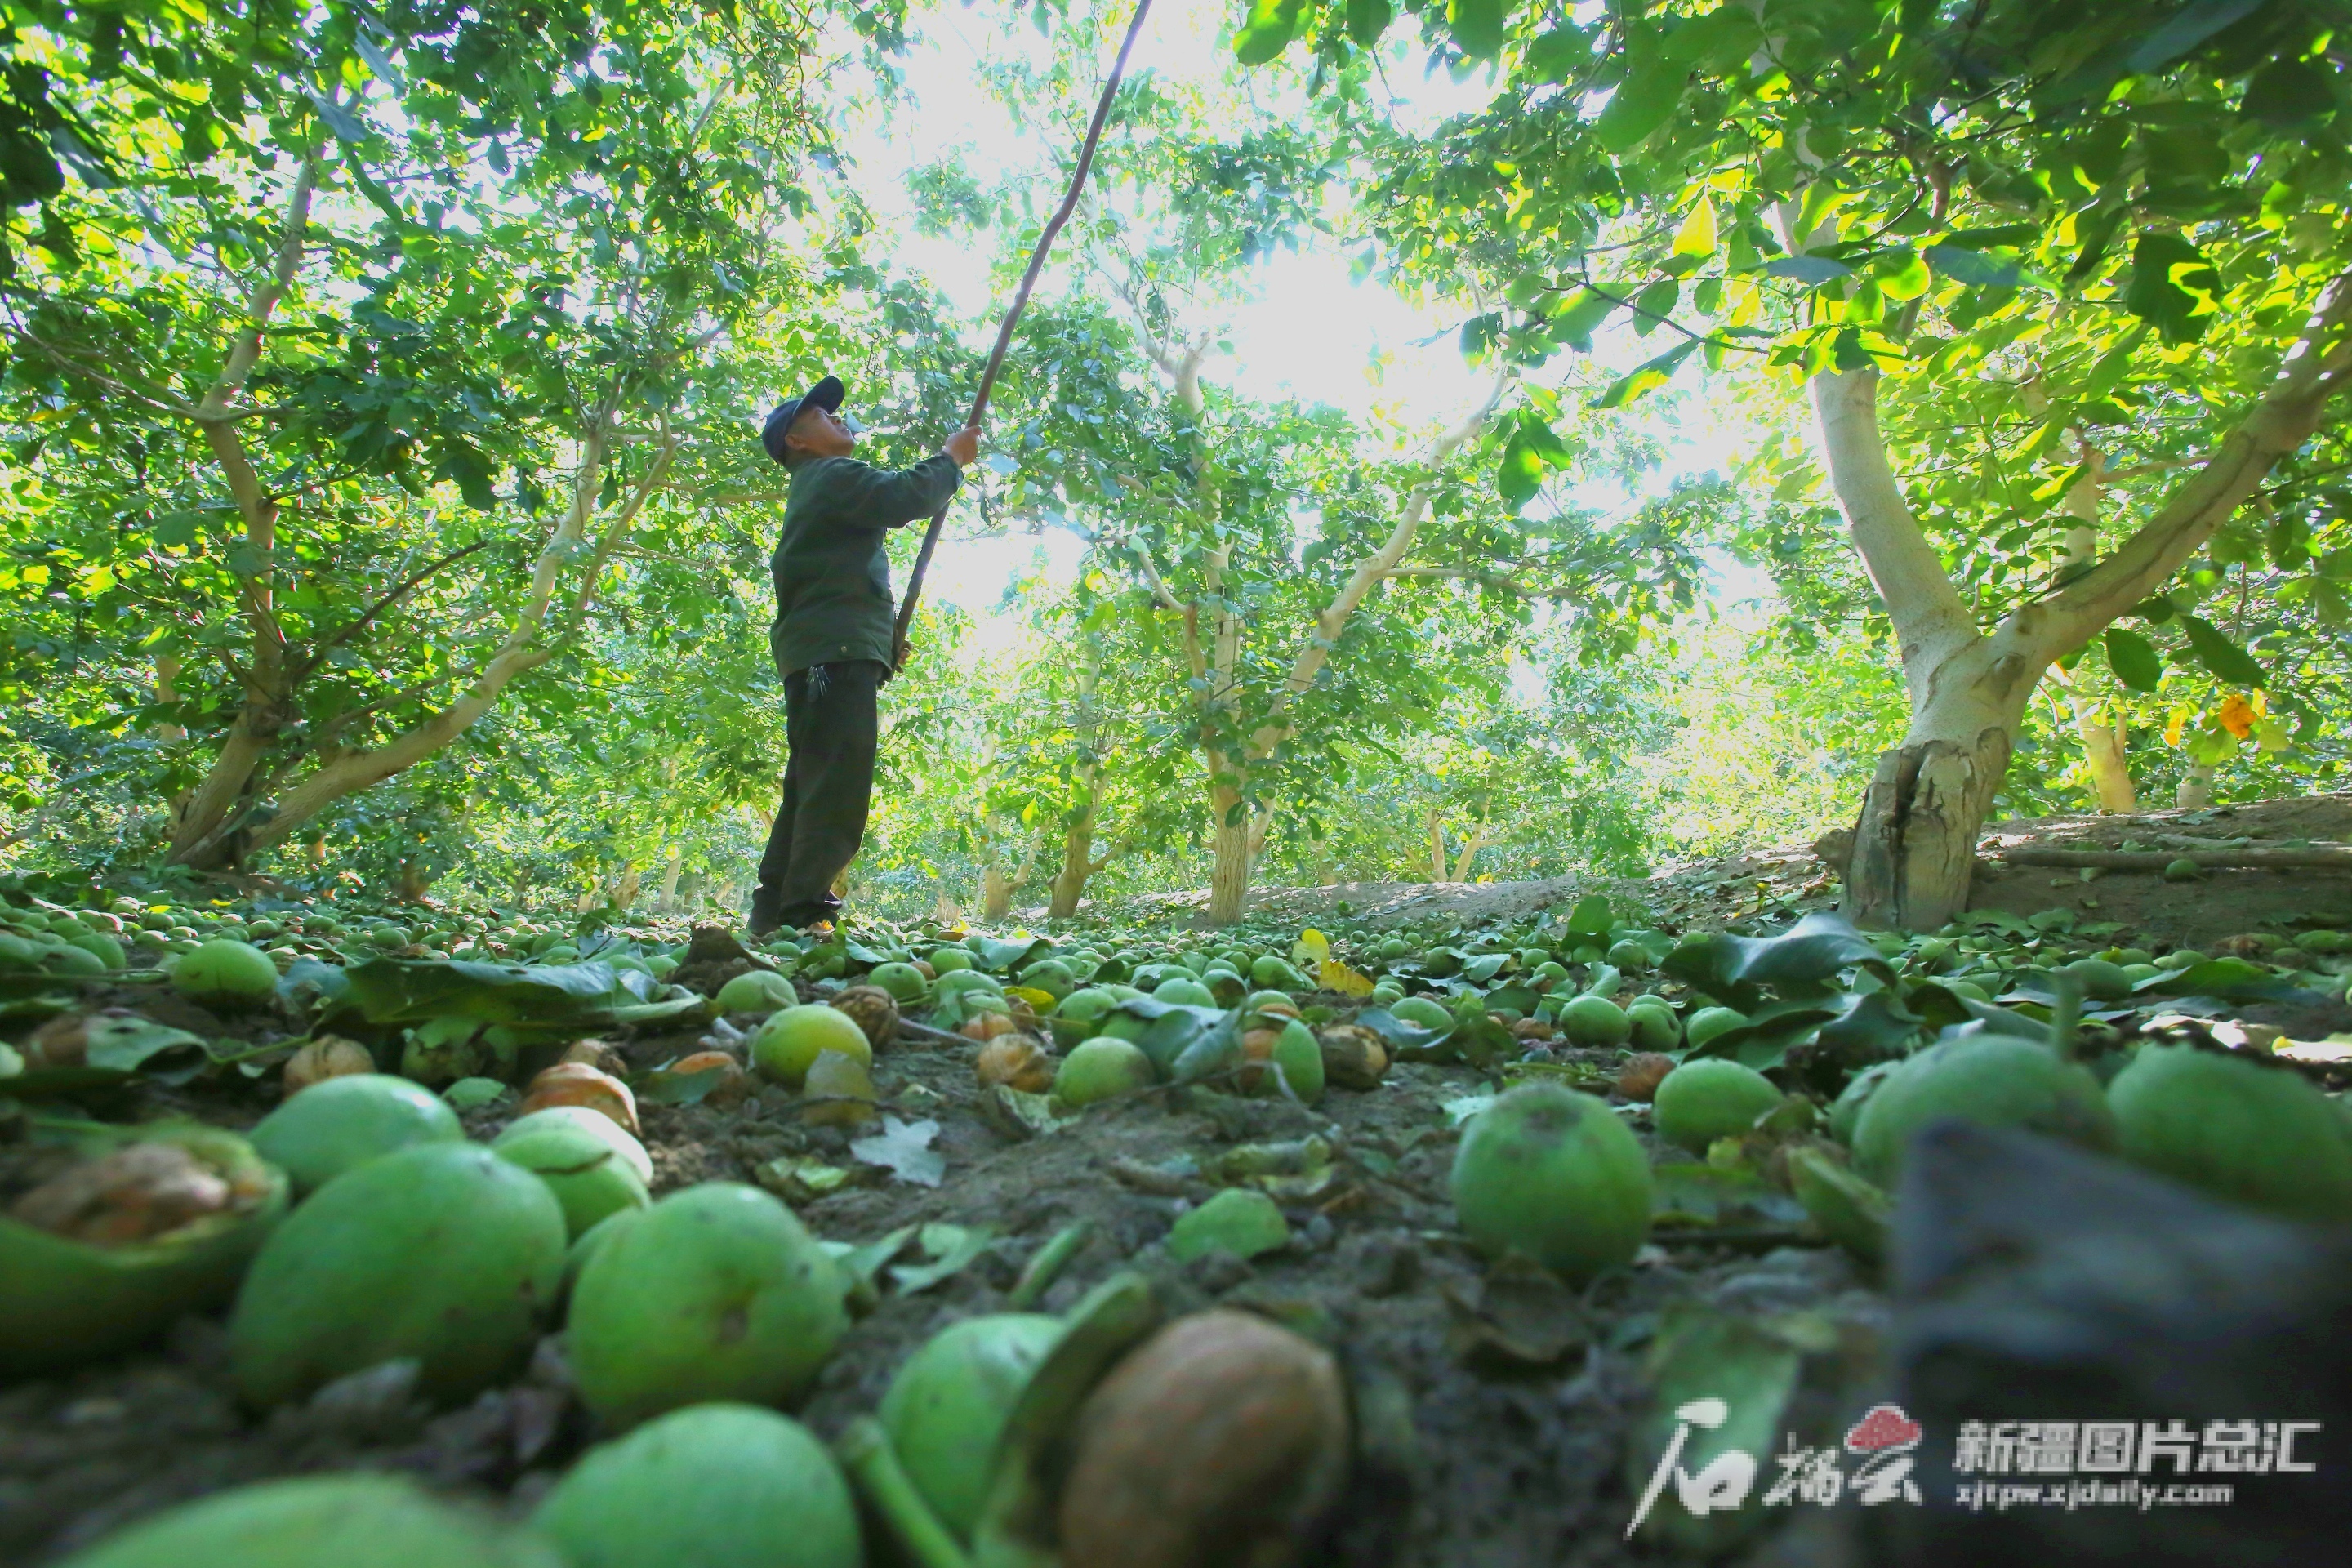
[1811,270,2352,927]
[2177,762,2219,808]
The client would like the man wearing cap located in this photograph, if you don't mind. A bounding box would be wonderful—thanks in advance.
[749,375,981,936]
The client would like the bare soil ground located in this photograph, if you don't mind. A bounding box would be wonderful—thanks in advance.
[1076,792,2352,948]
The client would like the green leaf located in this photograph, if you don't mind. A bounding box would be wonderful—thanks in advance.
[339,956,631,1027]
[1498,431,1544,506]
[2104,626,2163,692]
[1662,912,1886,1013]
[973,935,1050,973]
[2124,233,2221,344]
[1461,952,1512,984]
[151,510,202,546]
[2125,0,2271,74]
[2243,60,2339,127]
[1566,894,1615,938]
[2132,595,2176,623]
[1547,287,1617,350]
[1345,0,1392,47]
[1351,1005,1452,1054]
[1523,25,1588,83]
[1447,0,1508,59]
[1234,0,1307,66]
[2141,956,2305,1004]
[1872,247,1931,300]
[1591,339,1695,409]
[1628,1309,1805,1557]
[1596,47,1684,155]
[438,444,499,511]
[1923,244,2021,289]
[2176,613,2267,687]
[1632,278,1681,333]
[82,1013,211,1074]
[1659,6,1763,70]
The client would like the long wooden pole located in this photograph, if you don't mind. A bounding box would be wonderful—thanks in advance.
[890,0,1155,673]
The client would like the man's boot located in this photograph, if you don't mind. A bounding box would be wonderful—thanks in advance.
[746,888,783,938]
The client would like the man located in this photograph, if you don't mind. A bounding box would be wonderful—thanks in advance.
[749,375,980,935]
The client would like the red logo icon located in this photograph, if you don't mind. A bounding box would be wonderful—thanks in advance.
[1845,1405,1924,1453]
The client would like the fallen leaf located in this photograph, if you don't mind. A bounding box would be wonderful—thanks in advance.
[850,1116,944,1187]
[1319,958,1375,997]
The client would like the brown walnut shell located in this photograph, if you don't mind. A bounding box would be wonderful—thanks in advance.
[975,1033,1056,1094]
[1058,1309,1352,1568]
[1314,1024,1388,1091]
[831,984,900,1050]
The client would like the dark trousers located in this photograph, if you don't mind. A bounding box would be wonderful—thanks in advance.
[753,660,883,930]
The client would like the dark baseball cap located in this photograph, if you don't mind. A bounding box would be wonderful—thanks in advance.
[760,375,845,464]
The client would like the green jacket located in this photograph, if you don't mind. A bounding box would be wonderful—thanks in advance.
[768,452,961,677]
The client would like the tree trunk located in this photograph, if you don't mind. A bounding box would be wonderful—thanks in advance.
[2177,762,2218,808]
[1049,816,1096,919]
[1450,809,1493,881]
[1049,763,1104,919]
[154,655,185,742]
[1844,710,2014,933]
[657,852,683,911]
[1427,807,1447,883]
[2070,697,2138,813]
[2051,448,2136,813]
[613,862,641,909]
[1207,810,1250,925]
[982,865,1017,921]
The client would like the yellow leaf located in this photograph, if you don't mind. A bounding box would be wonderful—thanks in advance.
[2216,692,2256,740]
[2164,706,2189,746]
[1290,929,1330,969]
[1319,959,1375,998]
[1006,986,1058,1011]
[1673,195,1717,258]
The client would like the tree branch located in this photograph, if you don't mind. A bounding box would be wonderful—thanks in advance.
[1806,366,1979,685]
[1256,367,1516,750]
[290,540,496,684]
[2029,263,2352,656]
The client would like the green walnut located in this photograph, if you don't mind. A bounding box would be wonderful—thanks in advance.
[1652,1059,1785,1155]
[2107,1044,2352,1223]
[879,1315,1063,1539]
[715,970,798,1013]
[57,1473,564,1568]
[172,938,280,1009]
[533,1402,862,1568]
[493,1122,651,1239]
[567,1183,849,1429]
[1450,1083,1653,1285]
[749,1004,871,1089]
[249,1073,462,1196]
[1852,1034,2114,1187]
[1561,995,1631,1048]
[1054,1037,1159,1106]
[228,1143,566,1408]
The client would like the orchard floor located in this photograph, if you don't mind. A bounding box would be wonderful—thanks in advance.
[7,1012,1878,1568]
[1080,791,2352,951]
[7,791,2351,1567]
